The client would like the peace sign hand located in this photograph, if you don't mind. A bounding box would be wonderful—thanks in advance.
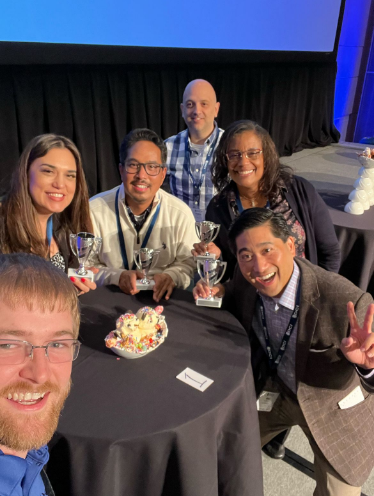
[340,302,374,369]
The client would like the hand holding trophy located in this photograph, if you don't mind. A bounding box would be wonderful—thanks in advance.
[194,221,220,260]
[134,248,160,290]
[196,259,227,308]
[68,232,102,281]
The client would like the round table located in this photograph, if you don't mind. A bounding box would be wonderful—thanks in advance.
[46,286,263,496]
[322,192,374,294]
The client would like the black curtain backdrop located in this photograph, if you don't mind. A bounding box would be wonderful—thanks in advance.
[0,61,340,197]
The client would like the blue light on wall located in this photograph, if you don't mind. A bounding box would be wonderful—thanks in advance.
[355,29,374,142]
[334,0,372,141]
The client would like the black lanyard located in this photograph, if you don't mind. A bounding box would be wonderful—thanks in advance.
[184,131,219,204]
[258,283,301,370]
[115,188,161,270]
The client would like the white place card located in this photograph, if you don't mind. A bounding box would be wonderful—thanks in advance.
[256,391,280,412]
[176,367,214,392]
[338,386,365,409]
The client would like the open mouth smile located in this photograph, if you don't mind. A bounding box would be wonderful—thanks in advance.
[255,272,276,286]
[5,391,50,411]
[47,193,65,201]
[7,391,46,405]
[132,183,149,191]
[234,169,256,176]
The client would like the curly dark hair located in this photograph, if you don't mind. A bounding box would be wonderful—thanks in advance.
[211,120,293,200]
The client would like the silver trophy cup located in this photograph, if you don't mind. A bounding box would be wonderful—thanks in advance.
[195,221,221,260]
[196,259,227,308]
[134,248,160,290]
[68,232,102,281]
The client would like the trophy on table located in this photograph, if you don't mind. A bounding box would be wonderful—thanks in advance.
[196,259,227,308]
[195,221,221,260]
[134,248,160,290]
[68,232,102,281]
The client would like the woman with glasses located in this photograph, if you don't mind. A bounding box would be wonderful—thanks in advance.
[0,134,97,294]
[193,120,340,281]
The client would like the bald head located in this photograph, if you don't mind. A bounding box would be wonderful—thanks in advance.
[182,79,217,103]
[181,79,220,144]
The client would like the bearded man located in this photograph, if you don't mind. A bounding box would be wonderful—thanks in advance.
[0,253,80,496]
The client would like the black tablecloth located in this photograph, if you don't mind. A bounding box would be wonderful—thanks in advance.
[47,286,263,496]
[322,192,374,294]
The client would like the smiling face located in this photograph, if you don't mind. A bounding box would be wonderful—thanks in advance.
[180,80,220,143]
[119,140,166,215]
[28,147,77,217]
[236,223,295,298]
[227,131,264,193]
[0,302,74,456]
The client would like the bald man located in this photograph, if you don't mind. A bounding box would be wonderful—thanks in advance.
[164,79,224,221]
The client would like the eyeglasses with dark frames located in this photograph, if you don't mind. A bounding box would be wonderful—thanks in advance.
[123,161,165,176]
[0,339,81,365]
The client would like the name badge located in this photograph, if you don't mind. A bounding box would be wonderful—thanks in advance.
[257,391,280,412]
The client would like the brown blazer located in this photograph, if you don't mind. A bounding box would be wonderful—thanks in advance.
[223,257,374,487]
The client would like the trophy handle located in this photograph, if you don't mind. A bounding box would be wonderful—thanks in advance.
[210,224,221,243]
[213,261,227,285]
[150,251,160,272]
[92,237,102,254]
[196,260,205,281]
[69,234,78,257]
[195,222,210,246]
[133,251,142,272]
[86,237,102,266]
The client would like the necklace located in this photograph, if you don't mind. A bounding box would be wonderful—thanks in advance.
[240,192,267,208]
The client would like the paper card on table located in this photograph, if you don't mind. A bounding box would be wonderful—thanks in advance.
[338,386,365,409]
[176,367,214,392]
[256,391,279,412]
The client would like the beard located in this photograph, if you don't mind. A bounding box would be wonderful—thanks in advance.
[0,380,71,452]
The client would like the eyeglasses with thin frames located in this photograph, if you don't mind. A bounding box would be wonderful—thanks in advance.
[123,162,165,176]
[226,149,263,163]
[0,339,81,365]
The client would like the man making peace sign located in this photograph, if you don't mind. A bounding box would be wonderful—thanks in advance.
[194,208,374,496]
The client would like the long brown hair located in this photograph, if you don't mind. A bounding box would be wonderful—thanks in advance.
[0,134,93,258]
[211,120,293,200]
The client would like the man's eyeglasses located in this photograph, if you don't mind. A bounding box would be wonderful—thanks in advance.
[0,339,81,365]
[123,162,165,176]
[226,149,263,163]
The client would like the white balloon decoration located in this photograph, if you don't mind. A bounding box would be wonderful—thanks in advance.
[345,148,374,215]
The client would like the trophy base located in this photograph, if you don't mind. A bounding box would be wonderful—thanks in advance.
[136,279,155,290]
[68,268,94,282]
[194,254,217,262]
[196,296,222,308]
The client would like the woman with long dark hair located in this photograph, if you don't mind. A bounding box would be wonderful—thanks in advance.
[0,133,96,293]
[193,120,340,279]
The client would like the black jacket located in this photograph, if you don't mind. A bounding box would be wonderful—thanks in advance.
[206,175,341,281]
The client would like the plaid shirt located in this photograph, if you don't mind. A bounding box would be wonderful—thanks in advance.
[165,123,224,219]
[252,262,300,393]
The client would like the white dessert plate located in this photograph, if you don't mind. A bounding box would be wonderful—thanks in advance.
[108,323,168,359]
